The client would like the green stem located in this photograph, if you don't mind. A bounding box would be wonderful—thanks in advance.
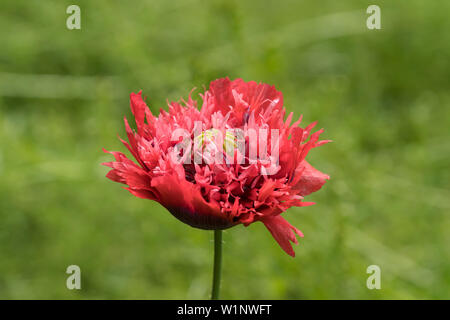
[211,229,223,300]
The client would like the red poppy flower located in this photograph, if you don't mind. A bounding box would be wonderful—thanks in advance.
[103,77,330,257]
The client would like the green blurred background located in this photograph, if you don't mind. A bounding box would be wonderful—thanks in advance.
[0,0,449,299]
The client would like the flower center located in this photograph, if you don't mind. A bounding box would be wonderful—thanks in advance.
[194,129,237,153]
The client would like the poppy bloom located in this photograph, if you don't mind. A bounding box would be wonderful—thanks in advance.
[103,77,329,257]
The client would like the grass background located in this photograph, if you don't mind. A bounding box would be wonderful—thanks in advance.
[0,0,449,299]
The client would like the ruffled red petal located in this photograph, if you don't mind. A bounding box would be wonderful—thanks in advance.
[151,174,237,230]
[262,215,304,257]
[294,161,329,196]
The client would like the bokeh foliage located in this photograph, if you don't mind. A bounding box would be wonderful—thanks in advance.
[0,0,449,299]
